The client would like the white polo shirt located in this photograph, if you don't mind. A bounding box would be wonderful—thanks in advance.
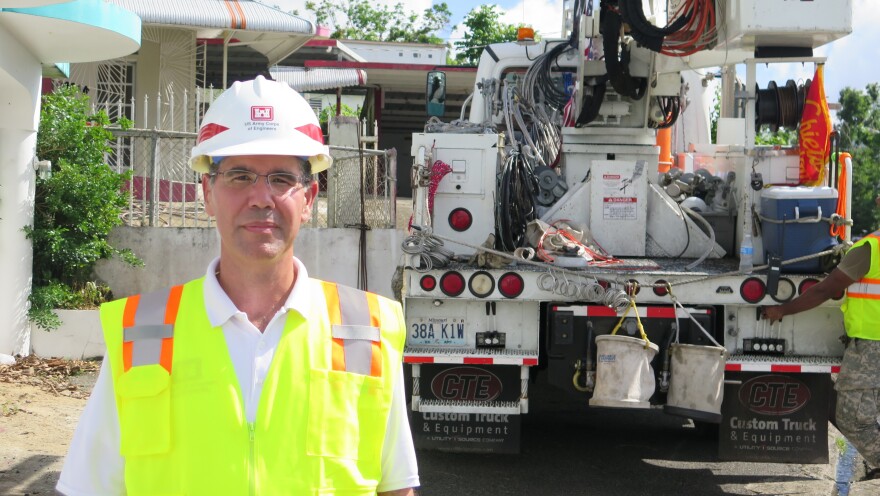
[57,257,420,495]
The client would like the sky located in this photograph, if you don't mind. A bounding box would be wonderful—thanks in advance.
[271,0,880,103]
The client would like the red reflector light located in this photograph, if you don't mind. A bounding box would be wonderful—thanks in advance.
[798,278,820,296]
[740,277,767,304]
[653,280,669,297]
[439,272,466,297]
[498,272,525,298]
[448,208,473,232]
[420,275,437,291]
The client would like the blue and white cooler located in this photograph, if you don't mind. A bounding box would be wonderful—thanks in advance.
[760,186,838,273]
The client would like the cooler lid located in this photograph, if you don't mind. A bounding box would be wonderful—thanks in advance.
[760,186,838,200]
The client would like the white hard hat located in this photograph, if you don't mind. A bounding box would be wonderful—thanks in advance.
[190,76,332,174]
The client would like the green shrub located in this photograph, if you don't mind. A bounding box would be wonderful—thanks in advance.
[26,85,142,331]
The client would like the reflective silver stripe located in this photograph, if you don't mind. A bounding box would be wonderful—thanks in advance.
[333,284,378,375]
[124,324,173,342]
[337,284,371,327]
[850,281,880,295]
[131,337,164,367]
[125,288,174,368]
[135,288,172,325]
[331,325,379,341]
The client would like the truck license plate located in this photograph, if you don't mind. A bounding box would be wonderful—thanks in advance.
[409,317,466,346]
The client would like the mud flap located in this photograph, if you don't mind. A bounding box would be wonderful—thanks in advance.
[410,364,522,454]
[719,372,831,463]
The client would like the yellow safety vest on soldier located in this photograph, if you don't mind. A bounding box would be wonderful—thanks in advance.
[842,231,880,340]
[101,277,405,495]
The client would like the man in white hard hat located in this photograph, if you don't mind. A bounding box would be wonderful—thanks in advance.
[57,76,419,495]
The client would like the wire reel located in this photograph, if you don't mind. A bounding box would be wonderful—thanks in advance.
[755,79,810,132]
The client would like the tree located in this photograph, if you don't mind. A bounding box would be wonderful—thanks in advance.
[319,103,359,125]
[836,84,880,236]
[27,85,141,330]
[305,0,452,44]
[453,5,522,66]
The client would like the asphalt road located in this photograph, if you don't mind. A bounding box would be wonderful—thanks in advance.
[413,401,840,496]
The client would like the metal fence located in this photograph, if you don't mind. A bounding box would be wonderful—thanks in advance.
[107,128,398,229]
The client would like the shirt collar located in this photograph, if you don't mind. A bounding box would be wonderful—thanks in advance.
[203,257,313,328]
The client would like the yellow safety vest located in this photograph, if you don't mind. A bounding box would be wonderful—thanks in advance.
[100,277,406,495]
[842,232,880,340]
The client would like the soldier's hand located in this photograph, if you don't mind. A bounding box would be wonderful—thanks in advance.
[761,305,785,324]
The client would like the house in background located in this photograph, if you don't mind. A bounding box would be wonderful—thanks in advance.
[66,0,318,132]
[277,39,478,197]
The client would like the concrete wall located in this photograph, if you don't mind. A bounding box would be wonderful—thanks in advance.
[95,226,406,300]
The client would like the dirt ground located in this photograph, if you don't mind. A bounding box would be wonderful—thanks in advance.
[0,358,98,496]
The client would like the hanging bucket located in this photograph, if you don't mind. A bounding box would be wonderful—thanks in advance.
[589,335,659,409]
[664,343,728,423]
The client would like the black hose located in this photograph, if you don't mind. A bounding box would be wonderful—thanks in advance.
[575,78,608,127]
[601,5,647,101]
[496,152,538,251]
[619,0,691,53]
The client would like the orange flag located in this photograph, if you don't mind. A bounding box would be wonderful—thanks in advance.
[798,65,832,186]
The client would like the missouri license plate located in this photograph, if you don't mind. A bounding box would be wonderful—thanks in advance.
[408,317,466,346]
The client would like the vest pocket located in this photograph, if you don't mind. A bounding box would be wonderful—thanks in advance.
[117,364,171,457]
[307,368,386,460]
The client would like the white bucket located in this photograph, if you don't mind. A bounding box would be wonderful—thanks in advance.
[589,335,659,409]
[664,343,728,423]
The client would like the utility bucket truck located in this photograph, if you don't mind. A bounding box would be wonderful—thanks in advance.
[403,0,853,462]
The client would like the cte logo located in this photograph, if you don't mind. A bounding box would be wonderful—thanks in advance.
[738,374,811,415]
[251,106,274,121]
[430,366,502,402]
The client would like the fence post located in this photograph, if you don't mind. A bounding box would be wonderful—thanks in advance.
[149,130,159,227]
[387,148,397,229]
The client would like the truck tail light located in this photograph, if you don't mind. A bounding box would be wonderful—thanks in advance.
[798,278,819,295]
[498,272,525,298]
[448,208,473,231]
[740,277,767,304]
[440,271,466,297]
[420,275,437,291]
[653,280,669,296]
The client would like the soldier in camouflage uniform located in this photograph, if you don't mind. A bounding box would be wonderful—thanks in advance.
[763,197,880,468]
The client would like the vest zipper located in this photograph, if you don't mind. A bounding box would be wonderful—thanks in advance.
[248,421,256,496]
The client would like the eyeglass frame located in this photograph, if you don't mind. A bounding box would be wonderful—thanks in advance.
[208,168,313,196]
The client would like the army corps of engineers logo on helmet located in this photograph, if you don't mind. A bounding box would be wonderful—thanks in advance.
[251,106,273,121]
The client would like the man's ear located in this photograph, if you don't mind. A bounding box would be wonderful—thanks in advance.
[202,174,216,217]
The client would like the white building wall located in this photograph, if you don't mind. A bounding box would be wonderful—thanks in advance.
[0,26,42,356]
[344,40,447,65]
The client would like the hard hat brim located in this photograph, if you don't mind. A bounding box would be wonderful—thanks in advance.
[190,140,333,174]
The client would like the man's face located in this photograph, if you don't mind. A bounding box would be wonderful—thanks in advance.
[202,154,317,267]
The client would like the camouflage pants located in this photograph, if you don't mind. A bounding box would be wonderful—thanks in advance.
[836,388,880,466]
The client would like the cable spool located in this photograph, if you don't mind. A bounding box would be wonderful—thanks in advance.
[756,79,811,132]
[755,81,779,131]
[777,80,800,129]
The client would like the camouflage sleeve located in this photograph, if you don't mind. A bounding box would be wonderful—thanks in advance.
[837,244,871,281]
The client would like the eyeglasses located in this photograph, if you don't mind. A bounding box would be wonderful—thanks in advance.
[210,169,311,196]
